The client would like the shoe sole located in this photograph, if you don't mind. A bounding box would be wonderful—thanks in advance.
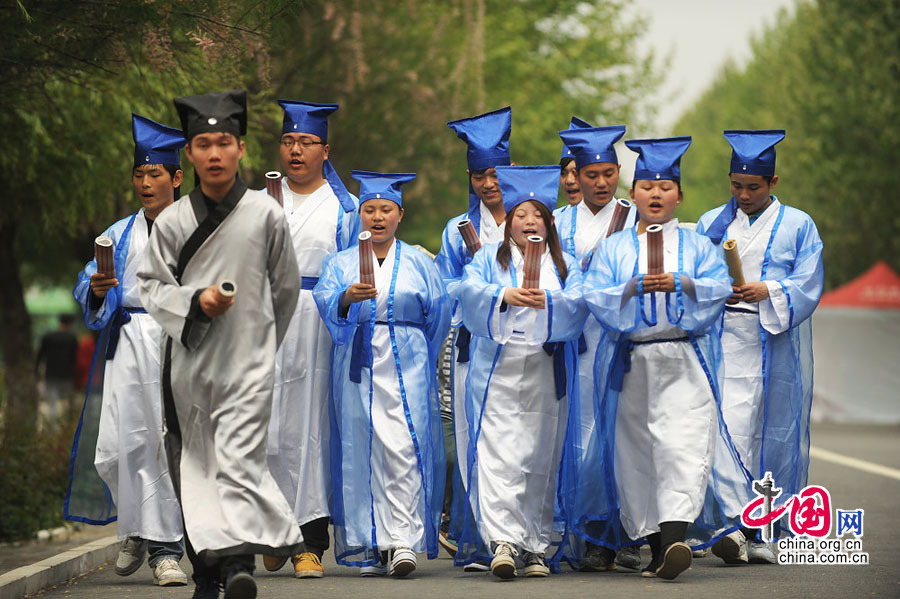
[748,551,777,565]
[641,570,657,578]
[359,570,386,577]
[463,562,490,572]
[263,556,289,572]
[390,559,416,577]
[438,536,459,558]
[295,569,325,578]
[712,537,747,565]
[524,566,549,578]
[155,576,188,586]
[615,558,640,570]
[491,559,516,580]
[224,572,257,599]
[656,543,692,580]
[115,554,145,577]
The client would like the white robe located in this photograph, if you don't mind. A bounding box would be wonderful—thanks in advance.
[78,210,183,542]
[268,178,357,525]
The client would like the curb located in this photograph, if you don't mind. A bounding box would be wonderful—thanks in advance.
[0,535,118,599]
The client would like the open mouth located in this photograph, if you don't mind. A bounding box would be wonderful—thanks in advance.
[523,228,538,235]
[648,201,663,210]
[208,166,224,175]
[371,225,386,232]
[290,159,304,168]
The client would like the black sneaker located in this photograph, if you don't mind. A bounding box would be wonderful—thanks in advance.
[580,544,617,572]
[522,552,549,577]
[223,569,256,599]
[191,576,220,599]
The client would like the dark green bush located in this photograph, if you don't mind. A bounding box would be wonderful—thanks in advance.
[0,420,76,542]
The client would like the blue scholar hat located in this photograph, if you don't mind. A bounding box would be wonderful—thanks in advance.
[131,114,184,167]
[560,116,593,161]
[351,170,416,207]
[725,129,785,176]
[447,106,512,230]
[626,136,692,183]
[496,165,559,214]
[559,124,626,170]
[278,99,355,213]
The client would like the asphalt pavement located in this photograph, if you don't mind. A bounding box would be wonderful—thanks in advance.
[17,422,900,598]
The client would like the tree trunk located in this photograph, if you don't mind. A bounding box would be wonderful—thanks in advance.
[0,219,38,448]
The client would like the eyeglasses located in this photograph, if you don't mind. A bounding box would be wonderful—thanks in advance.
[281,137,326,149]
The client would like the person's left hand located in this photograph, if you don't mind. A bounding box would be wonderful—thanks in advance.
[642,273,676,293]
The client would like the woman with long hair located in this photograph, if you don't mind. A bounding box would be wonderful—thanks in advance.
[453,165,587,580]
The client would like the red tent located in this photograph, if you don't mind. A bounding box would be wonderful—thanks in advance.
[819,261,900,309]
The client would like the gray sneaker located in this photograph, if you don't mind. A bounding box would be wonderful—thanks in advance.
[115,537,148,576]
[522,552,549,578]
[153,558,188,586]
[711,530,748,565]
[615,545,641,570]
[748,541,777,564]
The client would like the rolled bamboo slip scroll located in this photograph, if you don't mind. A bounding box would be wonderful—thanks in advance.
[265,171,284,207]
[94,236,115,277]
[522,235,544,289]
[457,219,482,257]
[646,224,664,275]
[358,231,376,286]
[214,280,237,303]
[722,239,746,286]
[605,198,633,238]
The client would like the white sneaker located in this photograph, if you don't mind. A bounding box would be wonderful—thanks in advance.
[523,552,549,578]
[152,558,188,586]
[115,537,148,576]
[389,547,417,577]
[462,560,490,572]
[490,541,518,580]
[711,530,748,565]
[748,541,777,564]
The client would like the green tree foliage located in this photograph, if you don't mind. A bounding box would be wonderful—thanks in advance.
[674,0,900,289]
[262,0,656,251]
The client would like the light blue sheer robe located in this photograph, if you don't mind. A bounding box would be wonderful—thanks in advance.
[66,210,183,543]
[696,197,823,511]
[313,239,450,566]
[575,221,753,548]
[453,242,587,570]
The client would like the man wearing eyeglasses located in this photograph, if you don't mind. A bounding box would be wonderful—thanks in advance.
[262,100,360,580]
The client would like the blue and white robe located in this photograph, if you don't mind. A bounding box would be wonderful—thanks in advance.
[576,219,753,548]
[313,239,450,565]
[696,197,823,510]
[66,209,183,543]
[453,242,587,568]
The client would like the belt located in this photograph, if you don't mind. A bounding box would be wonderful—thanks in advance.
[609,336,688,392]
[349,320,426,383]
[106,307,147,360]
[542,342,568,400]
[301,276,319,291]
[455,325,472,363]
[725,305,758,315]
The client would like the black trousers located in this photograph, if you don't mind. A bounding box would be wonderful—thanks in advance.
[301,517,330,558]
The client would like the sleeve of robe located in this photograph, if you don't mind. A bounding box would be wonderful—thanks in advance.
[457,245,506,342]
[545,254,589,343]
[434,217,468,325]
[670,232,734,333]
[137,210,213,351]
[74,217,131,330]
[758,212,824,334]
[313,251,362,347]
[418,254,453,367]
[582,235,641,333]
[267,208,301,348]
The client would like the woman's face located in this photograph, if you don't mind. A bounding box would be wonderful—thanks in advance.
[630,179,682,226]
[508,200,549,248]
[360,198,403,245]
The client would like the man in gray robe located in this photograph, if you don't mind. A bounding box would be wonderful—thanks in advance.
[138,89,303,599]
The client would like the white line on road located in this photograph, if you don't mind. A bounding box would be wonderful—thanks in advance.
[810,446,900,482]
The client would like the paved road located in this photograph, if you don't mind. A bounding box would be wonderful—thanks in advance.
[29,423,900,598]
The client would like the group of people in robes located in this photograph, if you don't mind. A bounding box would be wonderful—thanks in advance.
[65,92,823,598]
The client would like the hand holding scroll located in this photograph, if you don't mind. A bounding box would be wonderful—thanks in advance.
[89,272,119,298]
[341,283,377,309]
[503,287,546,309]
[200,280,237,318]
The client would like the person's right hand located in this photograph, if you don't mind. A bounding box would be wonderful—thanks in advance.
[503,287,546,308]
[199,285,234,318]
[89,272,119,298]
[341,283,378,309]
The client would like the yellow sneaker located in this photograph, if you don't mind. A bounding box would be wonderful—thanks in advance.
[263,554,289,572]
[292,552,325,578]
